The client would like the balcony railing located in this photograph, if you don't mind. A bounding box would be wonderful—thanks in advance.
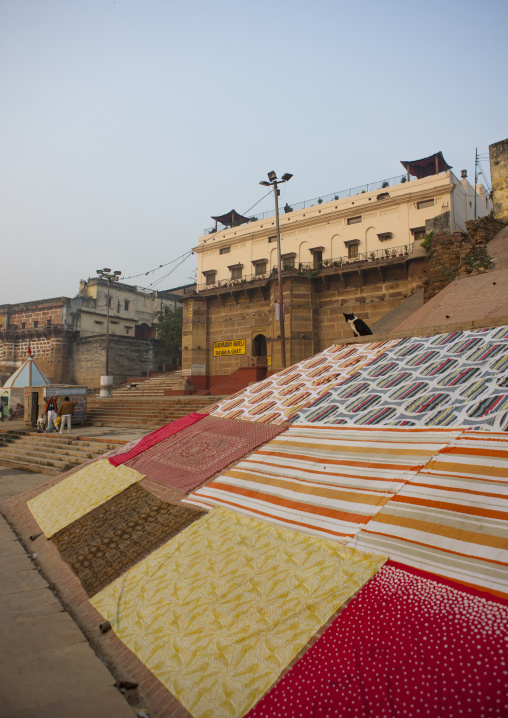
[203,174,410,235]
[186,244,413,294]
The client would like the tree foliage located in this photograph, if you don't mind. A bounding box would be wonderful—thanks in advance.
[155,306,183,353]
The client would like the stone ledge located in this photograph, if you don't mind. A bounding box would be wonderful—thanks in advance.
[339,314,508,345]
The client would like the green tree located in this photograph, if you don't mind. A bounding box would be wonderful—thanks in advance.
[155,306,183,353]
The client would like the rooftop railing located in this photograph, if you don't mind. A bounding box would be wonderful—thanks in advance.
[186,243,413,294]
[203,174,410,235]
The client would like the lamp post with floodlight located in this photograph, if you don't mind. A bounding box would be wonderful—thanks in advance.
[259,171,293,368]
[96,268,122,393]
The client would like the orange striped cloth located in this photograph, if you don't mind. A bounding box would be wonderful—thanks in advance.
[348,430,508,599]
[184,426,462,542]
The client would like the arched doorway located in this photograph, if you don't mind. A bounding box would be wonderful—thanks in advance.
[252,333,267,358]
[135,323,154,339]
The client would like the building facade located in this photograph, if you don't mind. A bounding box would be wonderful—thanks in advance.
[195,171,490,289]
[182,167,491,392]
[76,278,182,339]
[490,137,508,222]
[0,281,183,387]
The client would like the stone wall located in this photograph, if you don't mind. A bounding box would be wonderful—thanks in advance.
[68,335,174,389]
[425,210,451,236]
[423,216,505,302]
[316,259,426,350]
[0,328,74,385]
[182,254,428,383]
[0,297,69,332]
[490,138,508,222]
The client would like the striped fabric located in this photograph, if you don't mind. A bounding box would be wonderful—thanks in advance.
[184,426,462,542]
[348,430,508,599]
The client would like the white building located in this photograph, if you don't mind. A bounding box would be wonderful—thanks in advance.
[194,157,490,289]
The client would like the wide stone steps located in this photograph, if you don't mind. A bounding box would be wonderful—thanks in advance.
[86,396,223,428]
[112,371,189,397]
[0,432,123,475]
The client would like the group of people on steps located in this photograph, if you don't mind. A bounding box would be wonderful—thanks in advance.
[44,395,77,433]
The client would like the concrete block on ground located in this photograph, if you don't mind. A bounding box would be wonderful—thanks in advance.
[0,569,47,596]
[0,613,86,659]
[0,588,63,624]
[6,687,137,718]
[0,643,122,716]
[0,540,35,570]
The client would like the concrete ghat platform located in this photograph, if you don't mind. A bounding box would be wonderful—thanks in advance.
[0,510,136,718]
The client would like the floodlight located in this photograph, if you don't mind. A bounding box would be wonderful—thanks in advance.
[281,173,293,182]
[259,181,271,186]
[114,270,122,275]
[267,171,277,181]
[104,268,111,273]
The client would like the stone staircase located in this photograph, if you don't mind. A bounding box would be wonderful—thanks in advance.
[113,371,189,396]
[86,395,225,428]
[0,431,124,475]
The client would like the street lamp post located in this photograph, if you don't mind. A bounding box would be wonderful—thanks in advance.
[96,268,122,395]
[259,171,293,368]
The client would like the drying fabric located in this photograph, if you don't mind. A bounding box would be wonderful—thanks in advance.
[208,339,401,424]
[27,458,144,538]
[125,416,287,493]
[295,325,508,429]
[52,484,205,596]
[108,411,208,466]
[184,426,461,542]
[349,430,508,599]
[104,435,144,459]
[91,506,386,718]
[247,561,508,718]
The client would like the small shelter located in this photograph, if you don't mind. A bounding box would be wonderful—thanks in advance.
[400,152,452,180]
[211,210,251,231]
[1,347,50,419]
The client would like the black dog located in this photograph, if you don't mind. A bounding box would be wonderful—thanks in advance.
[343,312,373,337]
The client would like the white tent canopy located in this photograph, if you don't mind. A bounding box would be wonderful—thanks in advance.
[2,354,50,389]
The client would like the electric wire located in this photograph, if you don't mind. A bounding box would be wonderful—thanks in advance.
[142,254,192,290]
[121,251,193,282]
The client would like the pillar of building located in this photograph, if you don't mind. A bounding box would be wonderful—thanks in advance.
[286,276,318,367]
[181,296,209,390]
[269,276,317,372]
[489,138,508,222]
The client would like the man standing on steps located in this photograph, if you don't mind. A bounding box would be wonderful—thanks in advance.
[58,396,77,435]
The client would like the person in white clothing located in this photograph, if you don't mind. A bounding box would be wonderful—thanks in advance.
[45,396,59,432]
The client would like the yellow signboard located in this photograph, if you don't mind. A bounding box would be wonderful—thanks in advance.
[213,339,246,357]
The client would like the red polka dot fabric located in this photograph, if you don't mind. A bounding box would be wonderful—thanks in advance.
[247,561,508,717]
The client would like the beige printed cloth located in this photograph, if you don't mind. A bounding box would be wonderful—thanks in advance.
[27,458,145,538]
[91,506,386,718]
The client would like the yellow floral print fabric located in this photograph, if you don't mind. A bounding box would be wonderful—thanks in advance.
[91,506,386,718]
[27,458,145,538]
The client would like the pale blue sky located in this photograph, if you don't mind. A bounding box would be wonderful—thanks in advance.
[1,0,507,303]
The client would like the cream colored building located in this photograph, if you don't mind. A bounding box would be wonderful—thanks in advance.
[194,171,491,288]
[75,279,182,338]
